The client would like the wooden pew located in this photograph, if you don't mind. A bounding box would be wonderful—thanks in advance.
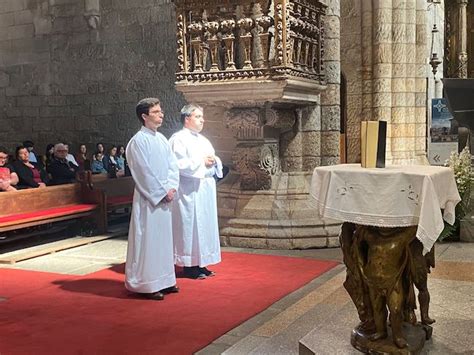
[0,184,106,235]
[81,172,135,231]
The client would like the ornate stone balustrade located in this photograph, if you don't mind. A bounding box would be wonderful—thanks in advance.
[174,0,326,85]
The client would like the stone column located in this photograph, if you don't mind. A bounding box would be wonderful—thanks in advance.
[320,0,341,166]
[457,0,469,78]
[455,0,471,152]
[372,0,393,160]
[361,0,373,123]
[414,0,428,162]
[391,0,408,163]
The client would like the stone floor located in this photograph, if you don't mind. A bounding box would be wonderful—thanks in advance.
[1,231,473,355]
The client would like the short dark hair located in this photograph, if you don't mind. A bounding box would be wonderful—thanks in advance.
[22,140,34,148]
[0,146,8,155]
[180,104,203,125]
[136,98,161,125]
[15,145,28,158]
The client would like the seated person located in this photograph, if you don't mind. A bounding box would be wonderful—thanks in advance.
[22,140,40,165]
[48,143,79,185]
[75,143,90,172]
[0,147,19,192]
[64,143,79,167]
[104,145,124,178]
[43,143,55,169]
[91,152,107,174]
[116,145,126,171]
[12,146,49,189]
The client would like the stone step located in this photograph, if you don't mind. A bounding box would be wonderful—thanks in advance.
[0,227,127,264]
[224,218,340,228]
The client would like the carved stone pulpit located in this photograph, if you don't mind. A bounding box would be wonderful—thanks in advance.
[173,0,340,249]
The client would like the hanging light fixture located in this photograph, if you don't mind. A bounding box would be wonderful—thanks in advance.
[428,0,442,79]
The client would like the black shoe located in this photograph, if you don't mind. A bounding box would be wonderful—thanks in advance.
[183,266,207,280]
[161,285,180,294]
[142,291,165,300]
[199,267,216,277]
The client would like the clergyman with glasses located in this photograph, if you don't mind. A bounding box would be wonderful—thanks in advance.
[124,98,180,301]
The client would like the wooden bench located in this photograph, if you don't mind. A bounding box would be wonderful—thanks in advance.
[81,172,135,230]
[0,183,106,235]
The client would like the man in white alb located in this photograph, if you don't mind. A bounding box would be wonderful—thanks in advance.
[170,104,223,279]
[125,98,180,300]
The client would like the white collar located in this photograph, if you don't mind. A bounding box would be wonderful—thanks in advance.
[141,126,157,135]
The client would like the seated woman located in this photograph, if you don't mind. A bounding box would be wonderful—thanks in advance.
[93,142,105,160]
[12,146,49,189]
[42,143,55,169]
[104,145,124,177]
[116,145,126,171]
[91,152,107,174]
[75,143,90,171]
[0,147,19,192]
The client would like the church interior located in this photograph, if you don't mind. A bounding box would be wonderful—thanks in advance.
[0,0,473,354]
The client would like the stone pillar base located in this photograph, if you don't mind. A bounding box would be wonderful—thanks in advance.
[460,216,474,242]
[217,171,341,249]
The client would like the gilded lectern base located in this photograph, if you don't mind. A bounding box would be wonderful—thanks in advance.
[351,322,432,354]
[340,223,435,354]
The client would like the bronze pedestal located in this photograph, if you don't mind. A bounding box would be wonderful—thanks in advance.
[340,223,434,354]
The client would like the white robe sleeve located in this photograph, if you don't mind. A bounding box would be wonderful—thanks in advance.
[170,135,207,179]
[214,156,223,178]
[166,142,180,191]
[127,139,171,207]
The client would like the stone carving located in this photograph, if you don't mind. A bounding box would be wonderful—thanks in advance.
[188,22,204,72]
[256,15,274,67]
[264,107,296,131]
[176,14,186,72]
[340,223,434,354]
[224,106,298,190]
[458,52,468,78]
[204,21,221,71]
[232,142,277,190]
[221,19,237,70]
[237,17,255,69]
[174,0,326,83]
[260,142,279,175]
[225,108,262,139]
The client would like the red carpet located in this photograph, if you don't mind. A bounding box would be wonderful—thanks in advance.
[0,252,338,355]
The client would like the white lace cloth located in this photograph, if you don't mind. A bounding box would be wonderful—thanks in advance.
[310,164,461,254]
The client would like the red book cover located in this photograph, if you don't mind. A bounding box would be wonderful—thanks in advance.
[0,167,10,181]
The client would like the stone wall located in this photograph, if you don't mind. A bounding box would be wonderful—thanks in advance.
[0,0,186,156]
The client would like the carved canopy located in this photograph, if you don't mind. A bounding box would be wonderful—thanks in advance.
[174,0,327,85]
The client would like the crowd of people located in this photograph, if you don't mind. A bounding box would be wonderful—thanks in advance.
[0,140,128,191]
